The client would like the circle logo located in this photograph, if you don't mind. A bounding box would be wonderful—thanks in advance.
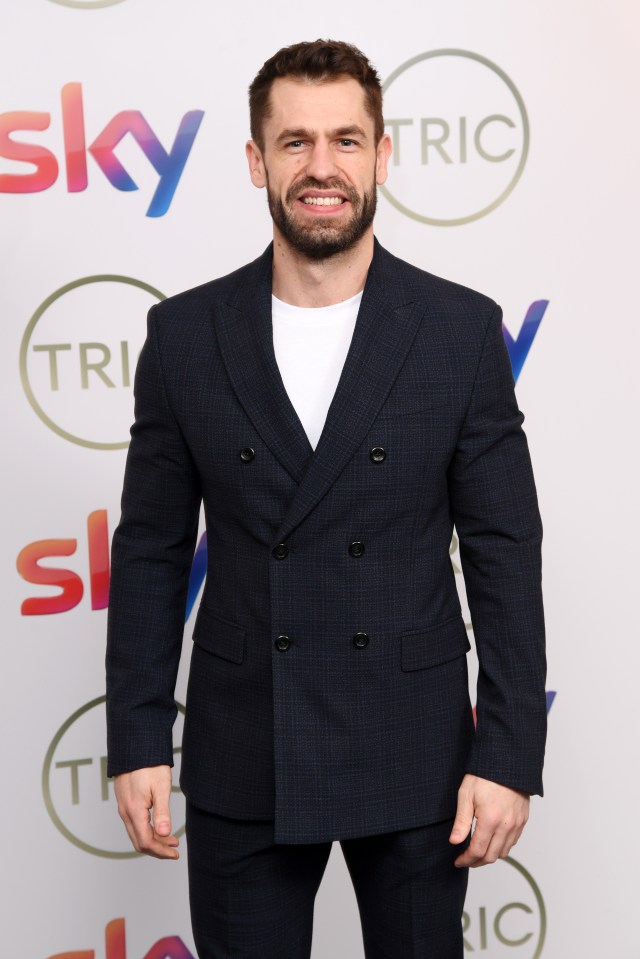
[42,696,185,858]
[46,0,128,8]
[463,855,546,957]
[381,50,529,226]
[20,275,164,450]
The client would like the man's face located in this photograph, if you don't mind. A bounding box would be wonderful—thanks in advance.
[246,77,391,260]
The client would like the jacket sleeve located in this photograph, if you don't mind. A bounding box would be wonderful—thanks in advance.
[105,304,202,777]
[447,303,547,796]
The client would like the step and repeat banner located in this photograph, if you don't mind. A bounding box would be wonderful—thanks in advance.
[4,1,637,957]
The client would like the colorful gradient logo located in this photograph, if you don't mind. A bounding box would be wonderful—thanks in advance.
[47,917,194,959]
[16,509,205,617]
[0,83,203,216]
[17,506,202,621]
[17,509,110,614]
[504,301,549,383]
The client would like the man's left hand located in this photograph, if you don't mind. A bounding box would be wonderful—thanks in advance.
[449,774,530,868]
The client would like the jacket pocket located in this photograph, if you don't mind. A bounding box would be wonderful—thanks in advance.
[400,614,470,672]
[192,605,245,664]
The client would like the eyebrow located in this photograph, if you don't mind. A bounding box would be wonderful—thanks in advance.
[275,125,368,145]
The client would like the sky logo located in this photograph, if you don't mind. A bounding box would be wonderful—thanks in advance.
[17,509,110,614]
[0,83,204,216]
[48,917,194,959]
[503,300,549,383]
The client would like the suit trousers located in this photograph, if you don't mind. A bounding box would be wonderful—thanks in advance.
[185,801,470,959]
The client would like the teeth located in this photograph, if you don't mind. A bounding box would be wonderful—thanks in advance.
[302,196,344,205]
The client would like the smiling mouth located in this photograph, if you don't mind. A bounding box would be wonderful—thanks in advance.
[301,195,346,206]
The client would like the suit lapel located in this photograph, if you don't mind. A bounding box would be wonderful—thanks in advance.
[214,240,426,542]
[214,245,314,484]
[275,240,425,542]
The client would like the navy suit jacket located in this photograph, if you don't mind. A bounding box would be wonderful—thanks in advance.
[106,239,546,844]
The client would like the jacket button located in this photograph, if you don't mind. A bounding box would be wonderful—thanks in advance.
[348,540,365,558]
[272,543,289,560]
[353,632,369,649]
[275,635,291,652]
[370,447,386,463]
[240,446,255,462]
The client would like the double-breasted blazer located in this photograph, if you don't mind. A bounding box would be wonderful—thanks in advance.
[106,239,546,844]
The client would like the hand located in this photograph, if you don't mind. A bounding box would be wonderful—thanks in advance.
[114,765,180,859]
[449,774,529,868]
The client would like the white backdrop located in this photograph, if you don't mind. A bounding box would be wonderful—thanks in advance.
[3,1,639,957]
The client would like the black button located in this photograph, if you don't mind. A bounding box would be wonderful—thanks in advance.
[272,543,289,560]
[275,635,291,652]
[370,447,386,463]
[353,632,369,649]
[240,447,255,462]
[348,540,365,558]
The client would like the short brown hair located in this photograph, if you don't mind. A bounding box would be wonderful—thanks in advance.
[249,39,384,151]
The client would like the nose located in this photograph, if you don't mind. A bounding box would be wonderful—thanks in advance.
[305,140,339,181]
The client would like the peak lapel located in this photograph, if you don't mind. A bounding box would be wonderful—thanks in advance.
[214,245,314,484]
[275,241,425,543]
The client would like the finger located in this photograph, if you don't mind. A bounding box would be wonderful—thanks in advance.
[151,789,173,839]
[496,818,527,860]
[456,811,527,868]
[449,789,474,845]
[124,801,180,859]
[128,801,154,848]
[144,835,180,859]
[133,819,180,859]
[136,815,180,859]
[469,830,506,868]
[454,819,496,867]
[150,778,179,850]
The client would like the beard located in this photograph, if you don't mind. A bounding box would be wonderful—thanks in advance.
[266,173,377,261]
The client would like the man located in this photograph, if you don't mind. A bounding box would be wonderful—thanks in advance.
[106,39,546,959]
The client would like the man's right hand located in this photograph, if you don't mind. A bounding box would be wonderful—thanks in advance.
[114,764,180,859]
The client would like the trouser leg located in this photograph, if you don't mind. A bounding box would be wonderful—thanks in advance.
[185,802,332,959]
[340,818,469,959]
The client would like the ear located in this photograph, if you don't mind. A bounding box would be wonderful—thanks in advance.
[246,140,266,188]
[375,133,392,186]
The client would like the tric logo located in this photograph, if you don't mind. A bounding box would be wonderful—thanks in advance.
[20,275,161,450]
[381,50,529,226]
[0,83,204,216]
[42,696,185,858]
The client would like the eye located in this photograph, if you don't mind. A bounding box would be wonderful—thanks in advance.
[288,140,304,148]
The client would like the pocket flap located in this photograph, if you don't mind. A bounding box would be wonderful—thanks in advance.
[401,615,470,672]
[192,605,245,664]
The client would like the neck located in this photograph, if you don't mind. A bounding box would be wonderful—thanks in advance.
[271,227,374,307]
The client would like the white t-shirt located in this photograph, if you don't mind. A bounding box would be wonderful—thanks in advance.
[272,291,362,450]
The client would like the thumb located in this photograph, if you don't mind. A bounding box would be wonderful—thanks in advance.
[152,784,172,838]
[449,786,474,845]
